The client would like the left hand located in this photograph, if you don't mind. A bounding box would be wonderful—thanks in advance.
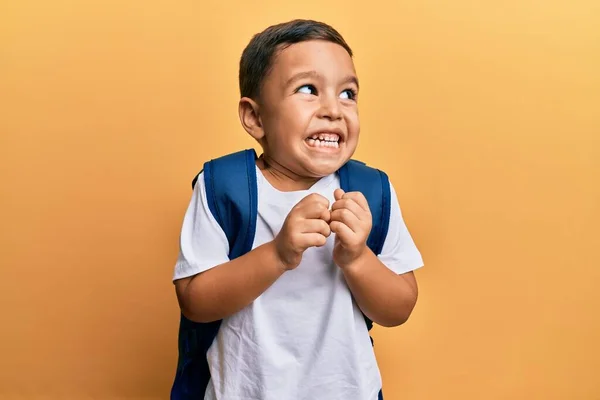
[330,189,372,268]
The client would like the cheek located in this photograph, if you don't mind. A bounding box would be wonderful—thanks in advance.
[344,108,360,133]
[280,101,315,130]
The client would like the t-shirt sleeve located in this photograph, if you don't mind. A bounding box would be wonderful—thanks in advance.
[377,182,424,275]
[173,172,230,281]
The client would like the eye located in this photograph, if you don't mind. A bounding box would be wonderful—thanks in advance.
[297,84,317,95]
[340,89,357,101]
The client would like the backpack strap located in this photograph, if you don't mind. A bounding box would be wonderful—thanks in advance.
[171,149,258,400]
[338,159,392,335]
[338,160,391,256]
[200,148,258,260]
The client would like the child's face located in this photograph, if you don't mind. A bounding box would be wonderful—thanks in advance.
[257,40,360,178]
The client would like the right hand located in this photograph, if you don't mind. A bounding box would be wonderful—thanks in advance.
[274,193,332,271]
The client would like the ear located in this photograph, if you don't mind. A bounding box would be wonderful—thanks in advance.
[238,97,264,141]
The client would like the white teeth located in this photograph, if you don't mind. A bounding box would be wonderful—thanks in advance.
[306,138,339,149]
[308,133,340,143]
[306,132,340,150]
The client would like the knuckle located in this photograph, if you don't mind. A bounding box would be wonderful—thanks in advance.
[288,207,300,217]
[309,193,326,203]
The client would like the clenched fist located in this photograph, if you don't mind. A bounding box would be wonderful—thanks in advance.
[330,189,372,268]
[274,193,332,271]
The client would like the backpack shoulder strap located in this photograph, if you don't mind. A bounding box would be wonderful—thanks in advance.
[338,159,391,336]
[193,148,258,260]
[338,159,391,256]
[171,149,259,400]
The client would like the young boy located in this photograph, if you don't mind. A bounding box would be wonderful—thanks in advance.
[173,19,423,400]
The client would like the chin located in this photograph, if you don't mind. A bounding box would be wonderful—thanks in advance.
[303,158,348,177]
[294,145,355,177]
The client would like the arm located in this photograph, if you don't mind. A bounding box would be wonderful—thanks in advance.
[330,187,422,327]
[341,249,418,327]
[175,241,285,323]
[175,187,332,323]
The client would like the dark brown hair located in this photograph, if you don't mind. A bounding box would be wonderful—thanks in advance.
[239,19,353,100]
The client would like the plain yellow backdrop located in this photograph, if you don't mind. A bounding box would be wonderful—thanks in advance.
[1,0,599,399]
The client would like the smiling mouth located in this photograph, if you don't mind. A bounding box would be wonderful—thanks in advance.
[305,133,341,149]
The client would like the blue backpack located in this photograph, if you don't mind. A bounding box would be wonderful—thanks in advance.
[171,149,391,400]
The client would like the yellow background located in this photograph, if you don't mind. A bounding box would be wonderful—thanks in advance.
[1,0,599,399]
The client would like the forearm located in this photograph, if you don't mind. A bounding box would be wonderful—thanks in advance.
[175,241,285,323]
[342,249,418,327]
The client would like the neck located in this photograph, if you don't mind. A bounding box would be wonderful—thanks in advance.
[257,154,320,192]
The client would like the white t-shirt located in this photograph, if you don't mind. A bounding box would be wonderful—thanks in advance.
[174,166,423,400]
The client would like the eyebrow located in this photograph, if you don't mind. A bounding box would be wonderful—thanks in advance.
[285,71,360,90]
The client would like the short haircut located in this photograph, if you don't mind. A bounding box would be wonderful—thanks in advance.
[239,19,353,100]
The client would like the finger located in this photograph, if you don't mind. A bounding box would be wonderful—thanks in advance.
[330,221,355,244]
[331,198,365,220]
[342,191,370,213]
[320,207,331,223]
[300,193,330,208]
[295,196,330,219]
[298,232,328,249]
[330,208,361,233]
[301,219,331,238]
[334,188,345,201]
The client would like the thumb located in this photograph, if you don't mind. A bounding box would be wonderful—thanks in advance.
[334,188,345,201]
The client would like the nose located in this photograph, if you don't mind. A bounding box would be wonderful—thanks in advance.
[317,91,342,121]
